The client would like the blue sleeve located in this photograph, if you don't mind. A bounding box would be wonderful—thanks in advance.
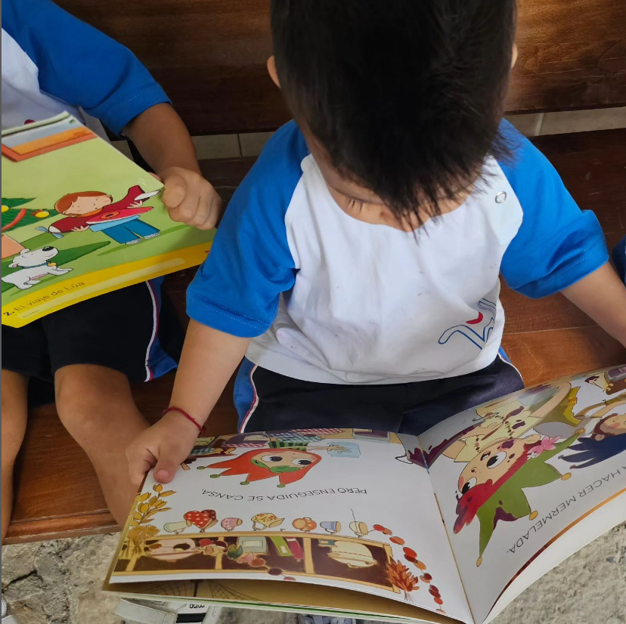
[2,0,170,135]
[499,121,609,299]
[187,122,307,338]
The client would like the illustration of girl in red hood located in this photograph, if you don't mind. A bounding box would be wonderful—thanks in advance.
[453,433,579,566]
[207,448,323,488]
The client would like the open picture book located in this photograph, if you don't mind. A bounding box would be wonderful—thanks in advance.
[1,112,214,327]
[105,365,626,624]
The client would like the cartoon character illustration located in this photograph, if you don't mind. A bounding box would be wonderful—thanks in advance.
[221,517,243,532]
[207,449,322,488]
[292,517,317,532]
[442,383,581,464]
[439,299,496,350]
[561,412,626,468]
[44,185,160,245]
[183,509,218,532]
[251,513,285,530]
[2,246,72,290]
[454,434,579,566]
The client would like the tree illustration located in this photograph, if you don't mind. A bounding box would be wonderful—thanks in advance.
[131,483,175,528]
[123,483,175,568]
[2,198,50,232]
[386,558,419,601]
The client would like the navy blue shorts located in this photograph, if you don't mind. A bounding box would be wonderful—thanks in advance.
[2,277,181,406]
[234,353,524,436]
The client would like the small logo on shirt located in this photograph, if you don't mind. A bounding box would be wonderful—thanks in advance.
[438,299,496,350]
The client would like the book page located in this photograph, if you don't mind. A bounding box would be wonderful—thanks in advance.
[109,429,472,623]
[1,113,214,327]
[420,366,626,623]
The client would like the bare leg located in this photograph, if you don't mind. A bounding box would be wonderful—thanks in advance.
[55,365,149,525]
[1,371,29,541]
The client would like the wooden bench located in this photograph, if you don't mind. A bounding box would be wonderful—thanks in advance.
[6,0,626,543]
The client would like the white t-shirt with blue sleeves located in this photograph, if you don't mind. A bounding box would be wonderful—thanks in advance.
[2,0,170,134]
[188,121,608,385]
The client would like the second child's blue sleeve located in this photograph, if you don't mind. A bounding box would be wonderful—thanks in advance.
[499,122,609,299]
[187,122,307,338]
[2,0,170,134]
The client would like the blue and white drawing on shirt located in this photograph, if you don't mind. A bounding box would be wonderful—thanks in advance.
[438,299,497,351]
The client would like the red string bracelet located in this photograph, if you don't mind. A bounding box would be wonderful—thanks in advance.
[162,406,206,435]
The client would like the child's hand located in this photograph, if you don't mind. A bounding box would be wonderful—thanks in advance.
[126,411,199,486]
[159,166,222,230]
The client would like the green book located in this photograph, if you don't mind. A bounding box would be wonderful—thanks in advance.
[1,112,214,327]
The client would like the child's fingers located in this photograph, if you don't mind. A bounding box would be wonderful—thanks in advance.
[161,174,187,209]
[195,190,222,230]
[154,460,178,484]
[154,447,190,484]
[170,194,202,227]
[128,449,156,487]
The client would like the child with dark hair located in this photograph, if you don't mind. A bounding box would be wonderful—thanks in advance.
[129,0,626,487]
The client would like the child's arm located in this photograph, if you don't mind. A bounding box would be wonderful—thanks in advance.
[126,123,302,485]
[562,263,626,347]
[126,321,250,486]
[123,104,221,230]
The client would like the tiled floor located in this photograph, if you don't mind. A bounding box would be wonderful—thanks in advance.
[2,523,625,624]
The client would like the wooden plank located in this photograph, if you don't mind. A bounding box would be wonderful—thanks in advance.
[55,0,626,135]
[531,129,626,235]
[502,326,624,387]
[509,0,626,113]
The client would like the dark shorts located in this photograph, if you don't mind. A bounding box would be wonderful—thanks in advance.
[234,354,524,436]
[2,278,182,405]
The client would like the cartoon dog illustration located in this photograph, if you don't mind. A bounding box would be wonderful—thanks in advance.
[2,247,72,290]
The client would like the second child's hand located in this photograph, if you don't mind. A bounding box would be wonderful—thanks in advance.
[159,166,222,230]
[123,103,222,230]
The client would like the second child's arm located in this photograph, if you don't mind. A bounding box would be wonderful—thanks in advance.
[126,320,250,486]
[562,263,626,348]
[123,104,222,230]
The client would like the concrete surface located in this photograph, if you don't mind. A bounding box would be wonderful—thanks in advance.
[2,524,625,624]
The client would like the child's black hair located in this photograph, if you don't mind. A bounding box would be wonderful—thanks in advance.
[271,0,518,223]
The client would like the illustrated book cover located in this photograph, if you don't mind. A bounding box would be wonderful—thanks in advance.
[2,112,214,327]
